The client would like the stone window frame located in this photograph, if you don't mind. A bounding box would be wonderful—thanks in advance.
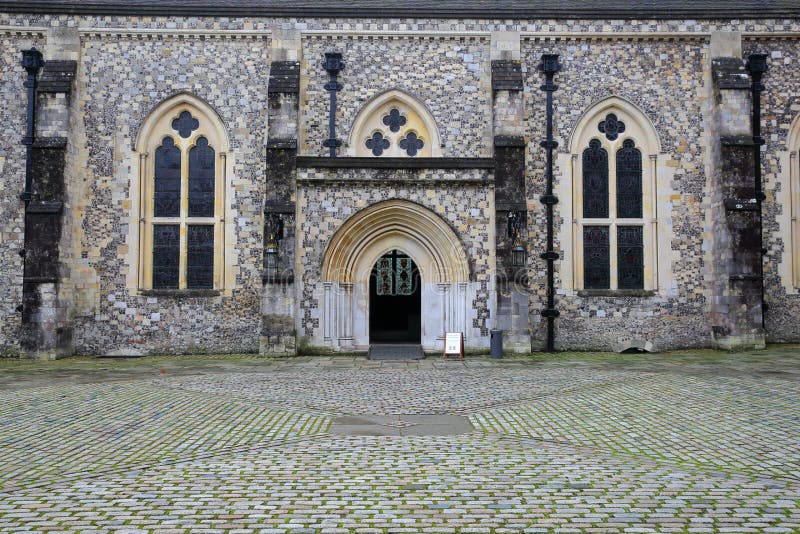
[346,88,443,157]
[566,98,663,294]
[132,93,231,293]
[784,114,800,291]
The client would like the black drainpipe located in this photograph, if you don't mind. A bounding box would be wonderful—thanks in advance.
[539,54,561,352]
[746,53,768,330]
[322,52,344,157]
[20,47,43,203]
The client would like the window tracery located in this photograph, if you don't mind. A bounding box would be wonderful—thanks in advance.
[135,94,228,292]
[365,131,390,156]
[570,100,659,292]
[399,131,424,157]
[348,90,440,157]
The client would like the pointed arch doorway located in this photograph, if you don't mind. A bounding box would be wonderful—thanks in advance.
[320,199,471,352]
[369,250,421,343]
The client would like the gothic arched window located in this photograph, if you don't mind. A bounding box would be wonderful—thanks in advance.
[572,103,659,292]
[136,95,228,291]
[348,89,442,157]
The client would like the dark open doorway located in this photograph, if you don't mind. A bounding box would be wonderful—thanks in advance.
[369,250,421,343]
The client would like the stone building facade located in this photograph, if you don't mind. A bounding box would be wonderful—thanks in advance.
[1,1,799,358]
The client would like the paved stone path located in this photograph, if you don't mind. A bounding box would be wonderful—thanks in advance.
[0,348,799,532]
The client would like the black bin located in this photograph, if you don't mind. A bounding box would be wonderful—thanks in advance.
[490,329,503,359]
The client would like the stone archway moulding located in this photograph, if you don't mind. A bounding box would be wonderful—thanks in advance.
[322,199,469,284]
[319,199,472,351]
[780,113,800,290]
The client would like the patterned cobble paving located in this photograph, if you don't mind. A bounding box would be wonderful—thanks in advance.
[0,351,798,532]
[0,435,798,532]
[0,383,328,490]
[160,366,647,415]
[472,374,800,482]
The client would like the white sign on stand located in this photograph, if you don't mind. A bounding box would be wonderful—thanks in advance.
[443,332,464,360]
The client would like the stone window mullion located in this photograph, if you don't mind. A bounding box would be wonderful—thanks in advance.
[136,96,229,293]
[178,141,189,290]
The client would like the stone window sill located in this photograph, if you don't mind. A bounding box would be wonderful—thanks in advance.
[140,289,221,298]
[577,289,656,298]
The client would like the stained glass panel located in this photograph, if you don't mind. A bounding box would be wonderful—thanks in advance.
[616,139,643,219]
[154,137,181,217]
[582,139,609,218]
[376,257,393,296]
[583,225,610,289]
[395,256,413,296]
[617,225,644,289]
[188,136,215,217]
[187,225,214,289]
[152,224,179,289]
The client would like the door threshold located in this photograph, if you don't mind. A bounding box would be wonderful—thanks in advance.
[367,343,424,360]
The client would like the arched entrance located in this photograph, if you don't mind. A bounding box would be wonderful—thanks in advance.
[369,250,421,343]
[320,199,472,351]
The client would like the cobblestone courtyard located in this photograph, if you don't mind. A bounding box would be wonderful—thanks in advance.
[1,348,799,532]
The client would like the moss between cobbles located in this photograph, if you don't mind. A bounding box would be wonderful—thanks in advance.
[0,343,796,371]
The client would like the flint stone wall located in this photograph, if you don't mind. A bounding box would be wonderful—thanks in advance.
[523,38,710,350]
[0,32,45,357]
[744,39,800,343]
[69,34,272,355]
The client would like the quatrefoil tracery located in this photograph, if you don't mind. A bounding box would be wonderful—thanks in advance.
[399,131,424,157]
[382,108,407,133]
[365,131,391,156]
[598,113,626,141]
[172,111,200,139]
[363,107,426,157]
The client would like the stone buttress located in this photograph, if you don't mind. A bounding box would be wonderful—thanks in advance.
[707,31,765,349]
[260,29,300,356]
[19,28,78,359]
[491,32,531,352]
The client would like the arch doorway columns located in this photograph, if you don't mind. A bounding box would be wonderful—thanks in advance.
[320,199,472,352]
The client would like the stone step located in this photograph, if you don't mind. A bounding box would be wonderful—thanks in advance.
[368,344,424,360]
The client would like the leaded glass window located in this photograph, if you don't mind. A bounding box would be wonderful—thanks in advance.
[141,97,226,292]
[154,137,181,217]
[382,108,407,133]
[172,110,200,139]
[188,137,215,217]
[187,225,214,289]
[152,224,179,289]
[374,252,416,296]
[582,139,609,218]
[395,256,413,296]
[583,226,610,289]
[574,104,658,292]
[617,226,644,289]
[365,131,390,157]
[616,139,643,219]
[399,132,424,157]
[376,256,393,296]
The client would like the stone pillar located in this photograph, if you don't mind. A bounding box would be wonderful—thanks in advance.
[20,28,78,359]
[490,31,530,352]
[260,29,301,356]
[707,31,765,349]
